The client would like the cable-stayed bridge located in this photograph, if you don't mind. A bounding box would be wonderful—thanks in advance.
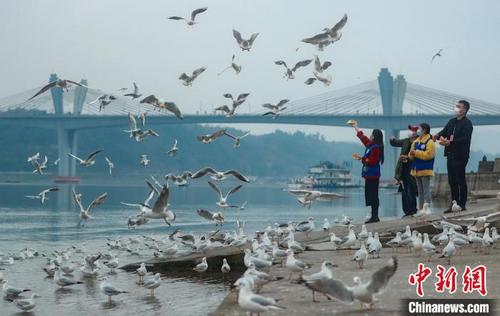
[1,69,499,181]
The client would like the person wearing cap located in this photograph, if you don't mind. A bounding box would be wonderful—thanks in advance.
[408,123,435,211]
[350,122,384,223]
[433,100,473,212]
[389,125,418,217]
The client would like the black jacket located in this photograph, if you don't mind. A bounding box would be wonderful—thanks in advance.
[389,137,413,181]
[435,117,473,160]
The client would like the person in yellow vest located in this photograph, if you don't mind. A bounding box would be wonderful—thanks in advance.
[408,123,435,211]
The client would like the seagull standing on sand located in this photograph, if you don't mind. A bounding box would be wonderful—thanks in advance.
[323,218,331,231]
[221,258,231,273]
[25,187,59,205]
[440,236,457,264]
[54,269,83,288]
[2,281,31,300]
[28,79,85,100]
[423,233,437,262]
[100,277,127,303]
[143,273,161,295]
[302,261,337,302]
[285,249,310,280]
[353,241,368,269]
[340,226,357,253]
[194,257,208,273]
[168,7,208,26]
[136,263,147,284]
[233,29,259,51]
[13,293,41,312]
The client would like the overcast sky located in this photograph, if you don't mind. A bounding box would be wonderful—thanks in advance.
[1,0,499,153]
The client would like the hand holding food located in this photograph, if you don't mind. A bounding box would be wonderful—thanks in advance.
[352,153,362,160]
[346,119,358,127]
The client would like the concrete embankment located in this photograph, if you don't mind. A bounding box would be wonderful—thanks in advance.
[214,198,500,316]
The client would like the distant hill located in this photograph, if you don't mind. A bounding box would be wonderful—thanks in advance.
[0,121,495,178]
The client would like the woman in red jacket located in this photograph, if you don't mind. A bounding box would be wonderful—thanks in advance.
[352,123,384,223]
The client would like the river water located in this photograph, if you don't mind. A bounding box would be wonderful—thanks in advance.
[0,183,440,315]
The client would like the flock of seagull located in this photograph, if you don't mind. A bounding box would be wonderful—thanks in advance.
[3,6,473,315]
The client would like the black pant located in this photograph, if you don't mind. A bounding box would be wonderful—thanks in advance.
[447,158,468,208]
[401,173,417,215]
[365,178,379,220]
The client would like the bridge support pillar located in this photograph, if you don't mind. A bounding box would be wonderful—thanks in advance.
[57,126,78,177]
[382,128,399,182]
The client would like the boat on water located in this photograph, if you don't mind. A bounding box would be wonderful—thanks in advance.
[288,160,360,189]
[53,176,80,183]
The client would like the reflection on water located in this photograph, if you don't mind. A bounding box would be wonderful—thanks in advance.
[0,183,436,315]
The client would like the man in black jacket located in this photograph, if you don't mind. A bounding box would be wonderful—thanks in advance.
[390,126,418,217]
[434,100,473,212]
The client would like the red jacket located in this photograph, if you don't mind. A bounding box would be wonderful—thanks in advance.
[357,130,381,179]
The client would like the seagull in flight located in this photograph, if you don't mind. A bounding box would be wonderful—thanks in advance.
[191,167,250,182]
[28,79,85,100]
[302,256,398,309]
[274,59,313,79]
[105,157,114,175]
[215,93,250,117]
[208,181,243,209]
[68,149,103,167]
[168,7,208,26]
[262,99,289,119]
[223,130,250,148]
[197,209,225,226]
[27,152,40,163]
[72,189,107,226]
[25,187,59,205]
[233,29,259,51]
[166,139,179,157]
[302,14,348,51]
[88,94,117,111]
[31,155,48,175]
[217,54,242,76]
[165,171,192,186]
[287,189,343,209]
[313,55,333,73]
[140,95,183,119]
[123,82,142,99]
[431,48,444,63]
[179,67,206,86]
[197,129,226,144]
[305,71,332,86]
[139,184,177,226]
[140,154,150,167]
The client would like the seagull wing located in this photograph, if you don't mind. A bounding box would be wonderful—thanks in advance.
[330,14,348,34]
[65,80,84,87]
[287,189,312,196]
[485,212,500,223]
[28,81,58,100]
[168,16,185,20]
[191,7,207,21]
[210,129,226,139]
[314,55,321,72]
[304,78,317,85]
[191,167,217,179]
[208,181,223,197]
[192,67,206,78]
[197,209,214,221]
[178,73,190,81]
[223,93,234,100]
[68,153,84,163]
[302,32,330,44]
[236,93,250,102]
[321,61,332,71]
[366,256,398,295]
[85,149,103,161]
[292,59,313,72]
[152,185,169,213]
[306,278,354,303]
[140,94,159,105]
[146,180,160,196]
[215,105,231,113]
[133,82,139,94]
[127,112,137,130]
[88,192,108,211]
[224,170,250,182]
[232,29,243,44]
[262,103,276,110]
[227,184,243,197]
[164,102,183,119]
[274,60,288,68]
[248,33,259,45]
[223,130,236,139]
[276,99,290,107]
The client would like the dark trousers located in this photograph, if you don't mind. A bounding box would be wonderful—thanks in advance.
[401,173,417,215]
[365,178,380,220]
[447,158,468,208]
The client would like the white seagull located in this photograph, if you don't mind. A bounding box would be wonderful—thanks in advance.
[68,149,103,167]
[168,7,208,26]
[25,187,59,205]
[233,29,259,51]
